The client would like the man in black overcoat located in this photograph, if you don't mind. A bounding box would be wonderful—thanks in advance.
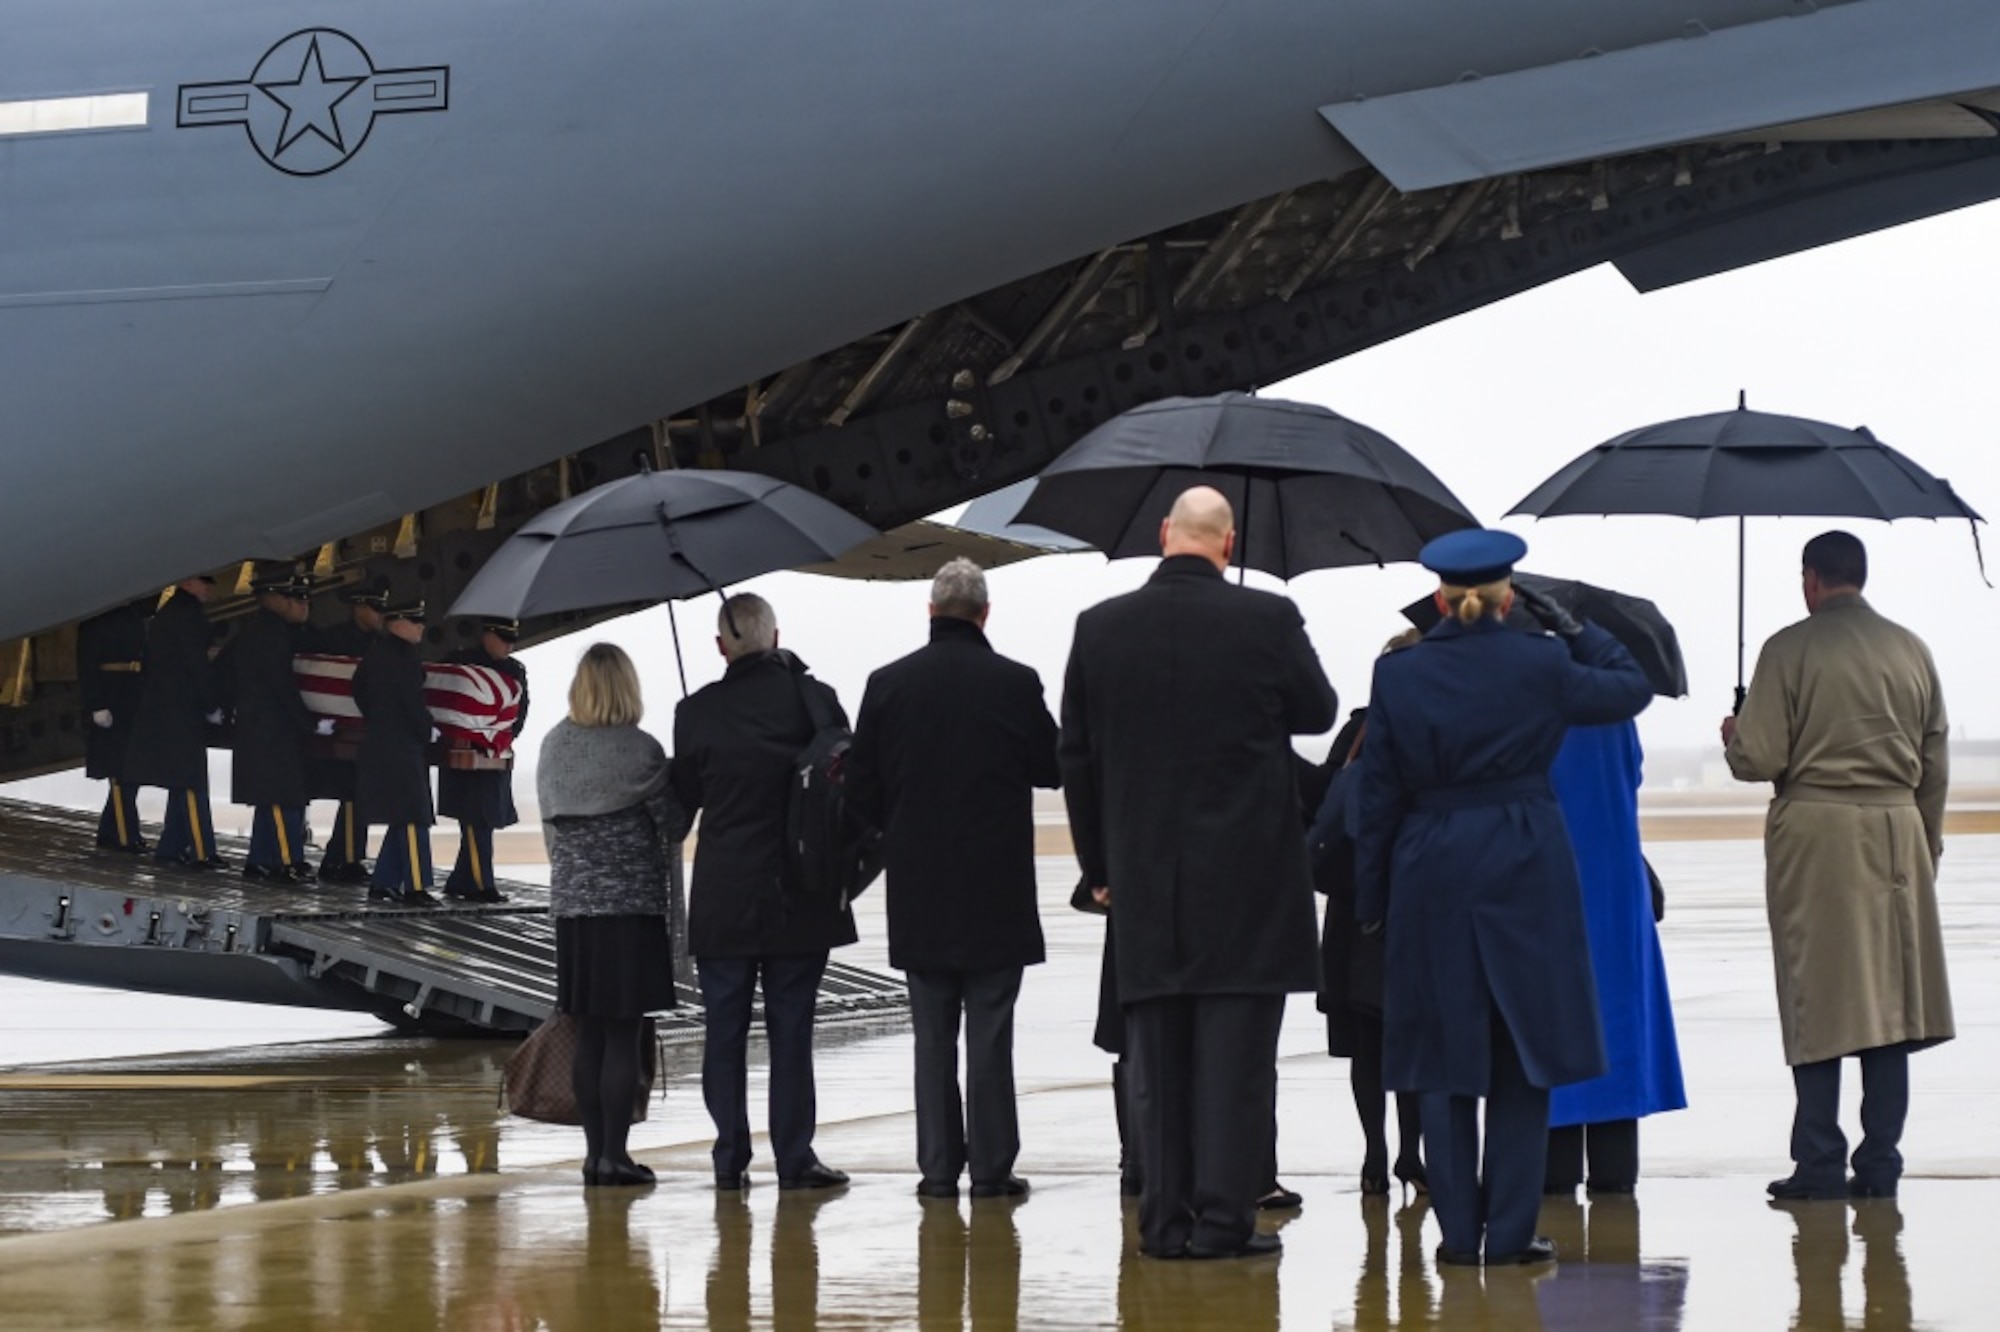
[305,583,388,882]
[354,600,438,905]
[223,571,331,884]
[437,618,529,903]
[671,593,856,1192]
[126,573,226,869]
[1059,486,1336,1260]
[847,557,1060,1200]
[78,598,152,853]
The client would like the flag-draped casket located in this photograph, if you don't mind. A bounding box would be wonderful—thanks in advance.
[294,654,523,767]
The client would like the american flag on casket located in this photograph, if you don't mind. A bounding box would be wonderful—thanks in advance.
[294,654,524,754]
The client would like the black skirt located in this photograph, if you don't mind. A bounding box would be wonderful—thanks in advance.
[554,914,679,1018]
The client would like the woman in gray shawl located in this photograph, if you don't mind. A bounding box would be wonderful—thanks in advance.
[539,643,689,1187]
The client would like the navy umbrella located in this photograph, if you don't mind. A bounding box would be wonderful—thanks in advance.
[450,465,878,691]
[1015,393,1478,580]
[1401,572,1688,698]
[1509,398,1983,706]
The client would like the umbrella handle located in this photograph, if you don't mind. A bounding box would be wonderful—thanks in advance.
[1732,683,1746,717]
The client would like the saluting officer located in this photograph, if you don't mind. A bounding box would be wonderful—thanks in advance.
[223,569,334,884]
[307,583,389,883]
[1354,530,1651,1268]
[125,573,226,869]
[354,599,438,905]
[78,598,153,853]
[437,618,529,903]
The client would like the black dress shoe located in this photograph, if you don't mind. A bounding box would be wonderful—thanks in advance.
[322,863,371,885]
[284,865,317,885]
[406,889,442,907]
[1435,1245,1483,1267]
[778,1162,849,1191]
[1586,1180,1636,1196]
[242,865,281,882]
[714,1171,751,1191]
[1257,1184,1303,1211]
[1849,1178,1898,1199]
[367,885,409,904]
[1486,1236,1558,1266]
[1186,1233,1282,1260]
[970,1176,1029,1199]
[915,1179,959,1200]
[1768,1175,1847,1201]
[592,1152,656,1184]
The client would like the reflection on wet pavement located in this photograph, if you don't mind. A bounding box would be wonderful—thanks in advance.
[0,1165,1986,1329]
[0,839,1992,1326]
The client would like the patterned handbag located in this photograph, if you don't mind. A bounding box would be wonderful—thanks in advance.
[502,1013,662,1125]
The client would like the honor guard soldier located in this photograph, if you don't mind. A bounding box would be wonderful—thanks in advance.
[354,599,439,905]
[125,573,226,869]
[77,598,153,853]
[437,618,528,903]
[223,569,334,884]
[308,582,389,883]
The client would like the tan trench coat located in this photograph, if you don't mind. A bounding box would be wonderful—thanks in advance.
[1725,594,1954,1065]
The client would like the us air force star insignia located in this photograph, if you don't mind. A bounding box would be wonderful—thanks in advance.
[177,28,448,176]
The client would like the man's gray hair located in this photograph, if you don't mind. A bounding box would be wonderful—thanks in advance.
[930,557,989,621]
[718,593,777,660]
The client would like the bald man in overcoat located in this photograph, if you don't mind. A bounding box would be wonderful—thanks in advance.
[1060,486,1336,1260]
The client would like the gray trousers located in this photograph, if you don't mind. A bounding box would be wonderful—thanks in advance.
[906,966,1025,1187]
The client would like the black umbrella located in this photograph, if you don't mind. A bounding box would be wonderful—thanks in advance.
[1014,393,1478,580]
[450,466,878,691]
[1508,397,1984,705]
[1401,572,1688,698]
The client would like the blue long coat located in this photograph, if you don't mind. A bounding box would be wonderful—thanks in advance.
[1355,618,1650,1098]
[1547,721,1687,1127]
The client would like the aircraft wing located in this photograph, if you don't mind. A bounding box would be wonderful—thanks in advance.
[1319,0,2000,194]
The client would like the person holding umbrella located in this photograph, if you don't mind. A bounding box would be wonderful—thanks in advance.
[1354,529,1650,1267]
[1721,530,1953,1201]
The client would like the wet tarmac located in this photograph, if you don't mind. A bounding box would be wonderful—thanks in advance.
[0,834,1993,1329]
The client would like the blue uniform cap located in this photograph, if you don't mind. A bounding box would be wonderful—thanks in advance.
[1419,528,1527,585]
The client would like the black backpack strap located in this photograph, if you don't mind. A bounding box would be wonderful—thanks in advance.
[792,670,838,732]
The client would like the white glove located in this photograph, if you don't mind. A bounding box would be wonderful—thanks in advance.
[315,718,337,736]
[205,709,224,725]
[91,710,113,729]
[430,727,441,743]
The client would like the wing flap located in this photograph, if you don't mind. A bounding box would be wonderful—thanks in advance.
[1319,0,2000,192]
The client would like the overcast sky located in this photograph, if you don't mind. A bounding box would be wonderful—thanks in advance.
[514,198,2000,770]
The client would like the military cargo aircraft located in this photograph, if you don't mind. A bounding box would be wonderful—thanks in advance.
[6,0,2000,787]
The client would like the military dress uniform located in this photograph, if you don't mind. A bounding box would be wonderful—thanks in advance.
[1355,530,1651,1266]
[125,579,224,868]
[77,600,151,852]
[354,601,438,904]
[436,620,528,903]
[306,586,388,882]
[222,573,324,883]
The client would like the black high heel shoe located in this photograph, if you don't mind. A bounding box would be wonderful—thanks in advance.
[1393,1159,1428,1200]
[1361,1146,1390,1196]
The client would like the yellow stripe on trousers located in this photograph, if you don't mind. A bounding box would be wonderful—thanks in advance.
[465,822,484,890]
[407,827,422,892]
[110,781,129,847]
[272,807,292,866]
[187,790,206,861]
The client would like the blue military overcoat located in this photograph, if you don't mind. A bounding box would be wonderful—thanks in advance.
[1547,721,1687,1127]
[1355,618,1650,1098]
